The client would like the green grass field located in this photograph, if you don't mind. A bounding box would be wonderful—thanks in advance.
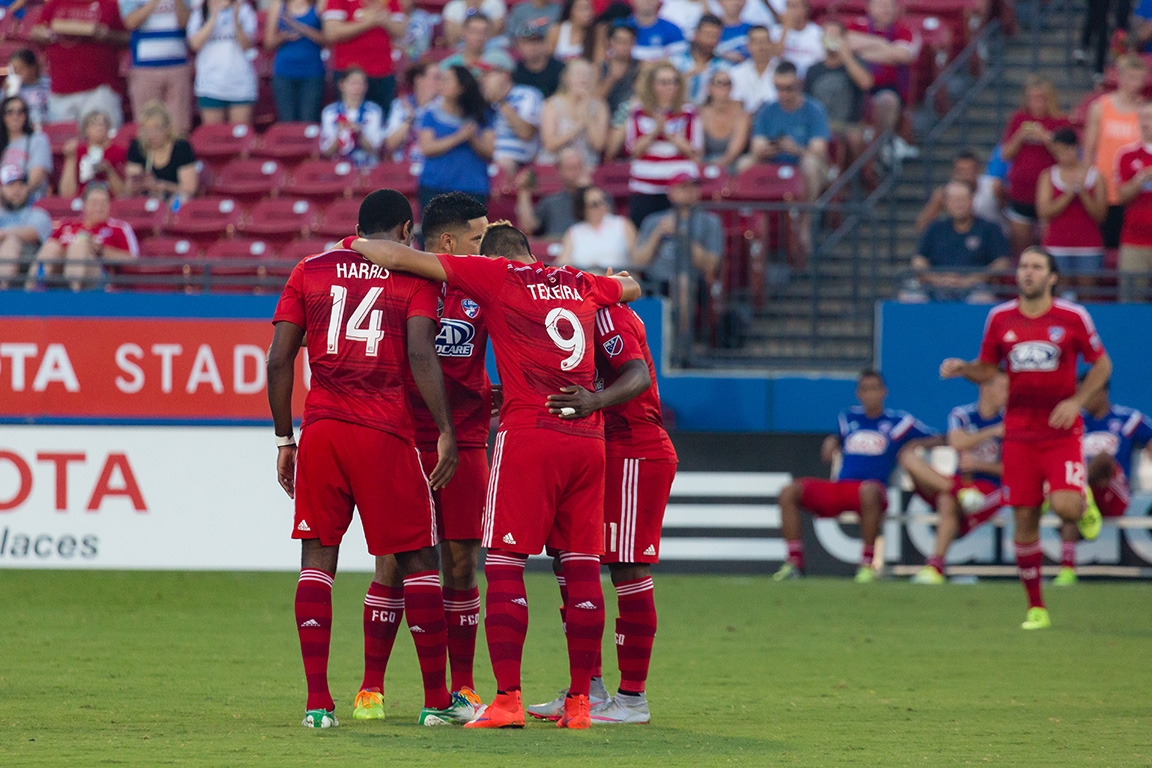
[3,571,1150,767]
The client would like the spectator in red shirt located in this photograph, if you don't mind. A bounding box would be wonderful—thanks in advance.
[1036,127,1106,281]
[1115,104,1152,302]
[322,0,407,115]
[25,183,138,290]
[59,110,128,198]
[1000,74,1069,257]
[30,0,129,128]
[846,0,919,162]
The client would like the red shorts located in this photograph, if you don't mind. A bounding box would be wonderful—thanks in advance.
[294,419,437,556]
[484,428,605,556]
[1091,465,1130,517]
[798,478,888,517]
[420,447,487,541]
[1001,436,1085,508]
[602,458,677,564]
[915,477,1003,534]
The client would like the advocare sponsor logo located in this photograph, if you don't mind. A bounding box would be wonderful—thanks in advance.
[435,320,476,357]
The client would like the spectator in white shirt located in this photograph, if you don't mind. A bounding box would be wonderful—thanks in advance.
[771,0,822,77]
[187,0,258,125]
[320,68,385,168]
[384,62,440,162]
[708,0,782,28]
[481,49,542,173]
[660,0,708,38]
[559,185,638,270]
[730,25,778,113]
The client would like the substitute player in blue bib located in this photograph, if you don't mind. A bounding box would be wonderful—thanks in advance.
[775,369,935,582]
[1054,379,1152,585]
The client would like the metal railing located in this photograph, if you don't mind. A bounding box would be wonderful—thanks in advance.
[4,257,294,294]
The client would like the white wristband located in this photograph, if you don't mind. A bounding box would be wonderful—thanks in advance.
[275,433,296,448]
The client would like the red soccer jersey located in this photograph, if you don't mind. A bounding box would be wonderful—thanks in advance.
[322,0,401,77]
[1115,142,1152,247]
[1002,111,1068,204]
[274,238,439,440]
[52,217,139,256]
[437,254,625,438]
[977,299,1106,442]
[41,0,126,95]
[593,304,677,462]
[848,18,919,98]
[409,283,492,450]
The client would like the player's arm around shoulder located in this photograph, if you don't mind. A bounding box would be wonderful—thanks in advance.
[350,237,449,283]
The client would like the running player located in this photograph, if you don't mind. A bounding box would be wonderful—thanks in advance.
[349,219,641,729]
[353,193,491,720]
[774,369,935,583]
[266,190,474,727]
[903,372,1007,584]
[941,246,1108,630]
[524,299,676,725]
[1053,379,1152,585]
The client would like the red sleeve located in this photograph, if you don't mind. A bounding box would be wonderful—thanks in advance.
[50,221,69,240]
[581,272,625,307]
[273,262,307,327]
[594,306,646,373]
[977,311,1003,365]
[39,0,58,23]
[1073,309,1105,363]
[105,0,126,31]
[437,253,505,305]
[1001,111,1024,146]
[388,0,402,12]
[1117,148,1138,184]
[102,222,138,256]
[408,278,439,321]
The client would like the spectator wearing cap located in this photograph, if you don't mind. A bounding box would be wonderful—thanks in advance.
[539,59,608,167]
[730,25,779,114]
[1037,127,1106,279]
[263,0,328,124]
[418,64,494,208]
[600,25,640,118]
[120,0,193,135]
[59,110,128,198]
[908,179,1009,302]
[514,26,565,99]
[322,0,406,115]
[384,62,440,162]
[0,165,53,289]
[0,96,51,201]
[29,0,129,127]
[441,14,493,78]
[481,50,543,174]
[626,0,688,62]
[187,0,259,125]
[515,147,589,237]
[25,183,138,291]
[321,68,386,168]
[442,0,505,46]
[624,62,702,227]
[674,14,728,105]
[505,0,560,44]
[5,49,52,129]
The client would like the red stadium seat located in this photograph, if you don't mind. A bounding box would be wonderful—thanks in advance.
[359,161,420,197]
[189,123,258,168]
[110,196,169,238]
[139,236,201,260]
[528,163,565,197]
[42,121,78,156]
[275,238,340,268]
[34,195,83,226]
[110,122,138,150]
[8,3,43,41]
[166,197,244,245]
[252,122,323,165]
[313,197,362,239]
[204,238,278,289]
[592,161,633,203]
[284,159,359,199]
[728,164,805,201]
[208,158,288,200]
[528,238,563,263]
[699,164,731,201]
[113,237,202,291]
[239,198,316,241]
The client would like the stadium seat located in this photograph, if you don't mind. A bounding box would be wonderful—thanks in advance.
[275,238,339,268]
[699,164,731,201]
[592,161,633,204]
[252,122,323,165]
[208,158,288,201]
[284,159,359,199]
[313,197,362,239]
[113,236,202,291]
[204,238,278,290]
[728,164,805,202]
[42,121,78,156]
[34,195,82,225]
[528,163,565,197]
[109,122,138,150]
[359,161,420,197]
[166,197,244,245]
[528,238,563,263]
[110,196,169,238]
[189,123,258,169]
[239,198,316,241]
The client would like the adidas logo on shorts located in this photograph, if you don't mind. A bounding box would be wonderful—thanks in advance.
[410,625,425,633]
[574,601,598,610]
[297,520,311,532]
[643,545,656,556]
[512,597,527,606]
[300,619,321,628]
[502,533,517,545]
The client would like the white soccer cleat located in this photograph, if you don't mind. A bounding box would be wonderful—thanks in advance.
[590,693,651,724]
[526,677,609,720]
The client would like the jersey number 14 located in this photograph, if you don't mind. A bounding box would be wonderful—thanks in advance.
[327,285,385,357]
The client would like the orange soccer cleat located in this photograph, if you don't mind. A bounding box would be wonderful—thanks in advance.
[463,690,525,729]
[556,694,591,729]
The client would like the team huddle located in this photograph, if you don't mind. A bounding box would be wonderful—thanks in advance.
[266,189,675,729]
[779,247,1146,630]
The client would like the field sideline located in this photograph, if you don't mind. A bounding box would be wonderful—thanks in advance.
[3,571,1150,767]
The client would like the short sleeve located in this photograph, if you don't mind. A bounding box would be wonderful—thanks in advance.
[438,253,505,304]
[1001,111,1023,146]
[594,307,646,372]
[977,312,1002,365]
[1133,413,1152,444]
[916,225,933,261]
[408,278,439,321]
[29,133,52,171]
[39,0,59,24]
[946,407,965,432]
[171,139,196,168]
[186,7,205,36]
[127,139,145,165]
[103,222,138,256]
[892,412,935,444]
[581,272,625,307]
[1073,308,1105,363]
[810,102,830,142]
[752,104,771,138]
[28,208,53,243]
[239,3,257,36]
[703,213,723,256]
[986,222,1009,264]
[321,0,349,21]
[837,409,850,439]
[50,221,71,241]
[273,262,307,327]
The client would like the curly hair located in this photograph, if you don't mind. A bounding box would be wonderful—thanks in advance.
[635,61,687,115]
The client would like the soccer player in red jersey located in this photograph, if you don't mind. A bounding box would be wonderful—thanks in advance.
[353,193,492,720]
[350,218,641,730]
[941,246,1109,630]
[524,300,676,725]
[266,190,474,728]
